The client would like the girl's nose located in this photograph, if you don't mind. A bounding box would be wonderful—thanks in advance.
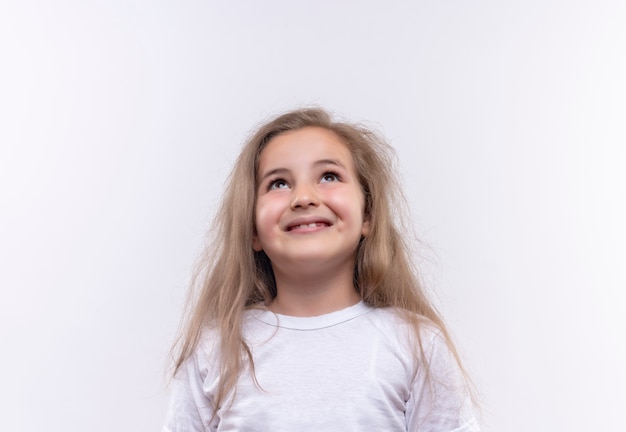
[290,183,319,209]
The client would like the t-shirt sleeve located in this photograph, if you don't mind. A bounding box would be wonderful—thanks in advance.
[162,350,218,432]
[405,330,480,432]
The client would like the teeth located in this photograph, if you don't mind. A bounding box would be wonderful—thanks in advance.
[291,223,323,230]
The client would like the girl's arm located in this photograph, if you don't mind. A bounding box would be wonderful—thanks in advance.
[405,331,480,432]
[162,352,218,432]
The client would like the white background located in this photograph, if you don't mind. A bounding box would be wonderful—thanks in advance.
[1,1,625,431]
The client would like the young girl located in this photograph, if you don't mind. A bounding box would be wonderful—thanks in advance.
[163,108,479,431]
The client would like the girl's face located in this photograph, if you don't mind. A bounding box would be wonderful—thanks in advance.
[253,127,370,277]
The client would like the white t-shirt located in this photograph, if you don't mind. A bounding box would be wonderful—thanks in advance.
[163,301,479,431]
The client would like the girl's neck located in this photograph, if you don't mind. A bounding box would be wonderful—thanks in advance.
[268,265,361,317]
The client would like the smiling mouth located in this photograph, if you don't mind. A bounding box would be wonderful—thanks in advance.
[287,222,331,232]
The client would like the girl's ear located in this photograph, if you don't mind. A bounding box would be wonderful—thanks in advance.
[252,233,263,251]
[361,216,371,237]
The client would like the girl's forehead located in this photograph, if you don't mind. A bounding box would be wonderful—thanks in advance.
[257,127,355,172]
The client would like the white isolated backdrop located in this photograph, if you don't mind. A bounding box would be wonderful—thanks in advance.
[1,1,624,431]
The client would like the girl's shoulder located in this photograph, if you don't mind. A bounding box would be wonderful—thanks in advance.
[191,325,222,371]
[366,305,443,340]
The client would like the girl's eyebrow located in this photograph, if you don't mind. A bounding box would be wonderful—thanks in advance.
[259,159,346,182]
[259,167,289,183]
[315,158,346,169]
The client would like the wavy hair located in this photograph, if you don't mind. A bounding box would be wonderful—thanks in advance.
[172,107,473,415]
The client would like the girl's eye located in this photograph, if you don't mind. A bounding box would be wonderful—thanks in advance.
[269,179,289,190]
[321,172,340,183]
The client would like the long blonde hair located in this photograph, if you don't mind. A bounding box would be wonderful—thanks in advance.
[173,107,472,413]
